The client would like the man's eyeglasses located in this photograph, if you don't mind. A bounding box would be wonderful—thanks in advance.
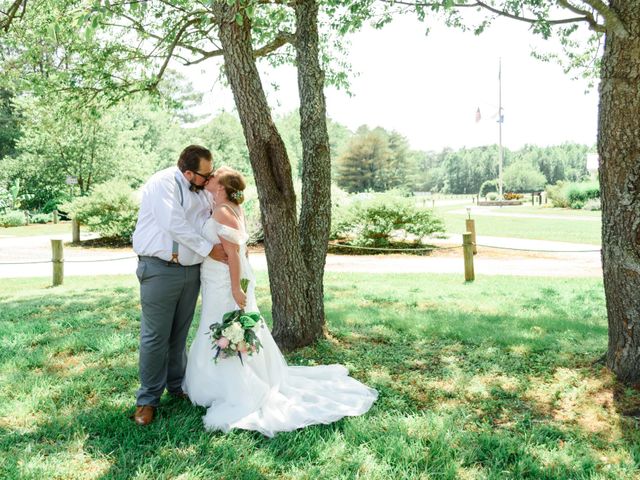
[192,171,214,181]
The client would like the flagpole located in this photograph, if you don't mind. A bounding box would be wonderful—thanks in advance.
[498,58,504,197]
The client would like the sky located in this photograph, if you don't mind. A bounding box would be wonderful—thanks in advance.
[181,13,600,153]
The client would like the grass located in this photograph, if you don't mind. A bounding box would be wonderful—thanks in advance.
[0,222,71,237]
[501,206,601,218]
[1,273,639,479]
[437,205,602,245]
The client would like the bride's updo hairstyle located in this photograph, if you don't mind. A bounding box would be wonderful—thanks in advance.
[215,166,246,205]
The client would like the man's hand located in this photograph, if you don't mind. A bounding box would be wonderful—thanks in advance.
[209,244,228,264]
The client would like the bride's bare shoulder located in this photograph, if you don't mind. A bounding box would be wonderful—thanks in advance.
[213,204,241,230]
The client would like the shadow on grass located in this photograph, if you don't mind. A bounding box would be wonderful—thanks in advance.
[1,278,639,478]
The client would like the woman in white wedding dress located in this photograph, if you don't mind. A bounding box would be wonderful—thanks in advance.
[182,166,378,437]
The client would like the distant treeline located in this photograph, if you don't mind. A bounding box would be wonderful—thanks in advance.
[333,125,592,194]
[0,88,593,211]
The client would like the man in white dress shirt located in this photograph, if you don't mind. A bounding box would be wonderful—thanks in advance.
[131,145,224,426]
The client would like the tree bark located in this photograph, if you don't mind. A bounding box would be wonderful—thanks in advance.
[214,1,327,350]
[291,0,331,345]
[599,1,640,382]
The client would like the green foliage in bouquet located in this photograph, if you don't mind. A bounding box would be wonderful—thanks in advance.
[208,278,263,365]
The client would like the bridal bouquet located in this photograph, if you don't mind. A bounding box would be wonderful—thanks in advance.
[208,278,263,365]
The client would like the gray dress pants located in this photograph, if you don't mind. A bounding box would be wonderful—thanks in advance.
[135,256,201,407]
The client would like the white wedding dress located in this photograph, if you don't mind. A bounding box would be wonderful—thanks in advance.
[182,216,378,437]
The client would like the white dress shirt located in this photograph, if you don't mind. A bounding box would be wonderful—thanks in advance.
[133,167,213,266]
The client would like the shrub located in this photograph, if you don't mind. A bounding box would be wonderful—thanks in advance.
[546,181,600,209]
[30,212,52,224]
[503,192,524,200]
[333,193,444,247]
[0,210,27,227]
[546,182,570,208]
[582,198,601,211]
[42,198,67,214]
[0,185,11,212]
[479,179,498,197]
[567,181,600,208]
[62,180,139,242]
[486,192,499,201]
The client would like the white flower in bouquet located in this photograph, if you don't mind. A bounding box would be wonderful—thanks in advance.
[222,322,245,344]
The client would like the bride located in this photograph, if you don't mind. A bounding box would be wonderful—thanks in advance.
[182,166,378,437]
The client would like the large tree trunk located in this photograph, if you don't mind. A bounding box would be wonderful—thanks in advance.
[291,0,331,344]
[214,1,327,350]
[600,1,640,382]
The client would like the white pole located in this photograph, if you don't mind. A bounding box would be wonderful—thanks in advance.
[498,58,504,197]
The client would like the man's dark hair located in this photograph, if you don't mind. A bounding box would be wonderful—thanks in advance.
[177,145,212,173]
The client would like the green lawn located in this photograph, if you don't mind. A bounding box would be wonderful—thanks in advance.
[0,222,72,237]
[1,273,638,479]
[501,206,601,218]
[437,205,602,245]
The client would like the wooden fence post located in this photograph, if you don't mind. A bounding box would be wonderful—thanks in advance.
[465,219,477,255]
[53,210,59,224]
[463,233,475,282]
[72,219,80,243]
[51,239,64,286]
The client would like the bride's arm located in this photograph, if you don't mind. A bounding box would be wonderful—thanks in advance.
[214,208,246,309]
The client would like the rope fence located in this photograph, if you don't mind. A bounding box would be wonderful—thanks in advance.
[329,244,462,252]
[0,255,137,265]
[0,215,602,285]
[0,244,600,265]
[475,244,601,253]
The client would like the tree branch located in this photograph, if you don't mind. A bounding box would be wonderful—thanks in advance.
[183,31,295,66]
[1,0,27,32]
[152,17,200,88]
[475,0,590,27]
[378,0,603,29]
[578,0,628,38]
[556,0,603,32]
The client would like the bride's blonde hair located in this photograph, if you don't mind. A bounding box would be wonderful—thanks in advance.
[215,166,246,205]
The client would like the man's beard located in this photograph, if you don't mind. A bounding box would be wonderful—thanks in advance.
[189,182,205,192]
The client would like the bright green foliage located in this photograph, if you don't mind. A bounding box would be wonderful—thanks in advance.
[546,180,600,209]
[1,94,187,210]
[62,180,139,241]
[0,89,20,159]
[414,144,590,195]
[333,192,444,247]
[546,181,571,208]
[336,126,417,193]
[28,212,52,224]
[190,112,252,179]
[336,128,391,193]
[0,209,26,227]
[567,181,600,209]
[503,161,547,193]
[479,179,499,197]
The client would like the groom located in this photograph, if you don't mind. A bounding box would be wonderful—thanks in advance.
[131,145,225,426]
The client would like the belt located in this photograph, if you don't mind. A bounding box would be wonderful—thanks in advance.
[137,255,199,268]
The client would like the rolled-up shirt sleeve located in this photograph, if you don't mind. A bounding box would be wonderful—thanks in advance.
[151,177,213,259]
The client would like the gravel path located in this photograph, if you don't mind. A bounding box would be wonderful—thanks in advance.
[0,231,602,279]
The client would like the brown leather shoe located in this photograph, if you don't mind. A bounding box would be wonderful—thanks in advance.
[133,405,156,426]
